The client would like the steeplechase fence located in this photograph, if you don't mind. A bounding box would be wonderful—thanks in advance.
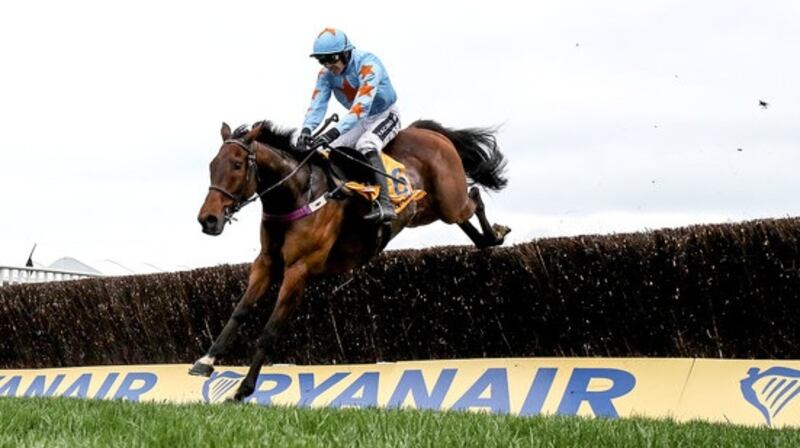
[2,216,800,370]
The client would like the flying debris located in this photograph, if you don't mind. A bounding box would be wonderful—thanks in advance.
[759,100,769,109]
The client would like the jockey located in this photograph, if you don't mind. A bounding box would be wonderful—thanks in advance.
[297,28,400,222]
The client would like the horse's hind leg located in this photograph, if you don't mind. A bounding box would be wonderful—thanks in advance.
[425,145,509,248]
[458,221,489,247]
[441,185,509,249]
[467,187,511,247]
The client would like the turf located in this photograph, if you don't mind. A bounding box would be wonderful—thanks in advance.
[1,397,799,447]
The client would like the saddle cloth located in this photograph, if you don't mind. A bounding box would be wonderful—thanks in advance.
[344,153,426,214]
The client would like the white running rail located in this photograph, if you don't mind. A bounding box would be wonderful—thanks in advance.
[0,266,101,287]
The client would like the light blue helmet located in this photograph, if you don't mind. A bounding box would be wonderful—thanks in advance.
[310,28,354,56]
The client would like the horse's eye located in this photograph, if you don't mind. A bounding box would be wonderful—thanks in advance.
[234,162,244,170]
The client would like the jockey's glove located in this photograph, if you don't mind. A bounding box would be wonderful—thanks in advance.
[311,128,340,150]
[296,128,313,152]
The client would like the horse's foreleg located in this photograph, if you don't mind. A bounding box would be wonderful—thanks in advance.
[189,255,274,377]
[232,262,308,402]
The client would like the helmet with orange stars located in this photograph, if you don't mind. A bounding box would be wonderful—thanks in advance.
[310,28,354,56]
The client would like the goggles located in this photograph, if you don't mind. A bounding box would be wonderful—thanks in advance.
[315,53,341,65]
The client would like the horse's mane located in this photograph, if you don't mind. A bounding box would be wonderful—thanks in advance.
[233,121,300,157]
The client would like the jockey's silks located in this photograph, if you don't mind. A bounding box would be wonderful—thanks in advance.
[303,49,398,135]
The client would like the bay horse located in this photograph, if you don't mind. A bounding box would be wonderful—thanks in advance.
[190,118,509,401]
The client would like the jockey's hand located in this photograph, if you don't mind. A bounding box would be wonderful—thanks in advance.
[296,128,313,152]
[310,128,340,150]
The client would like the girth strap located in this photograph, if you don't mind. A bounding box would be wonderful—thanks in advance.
[262,193,329,223]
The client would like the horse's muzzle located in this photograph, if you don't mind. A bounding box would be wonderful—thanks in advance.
[199,213,225,236]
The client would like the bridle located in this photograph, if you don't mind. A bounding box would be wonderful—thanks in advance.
[208,138,316,223]
[208,139,258,204]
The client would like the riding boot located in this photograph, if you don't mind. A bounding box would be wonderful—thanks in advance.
[363,151,397,222]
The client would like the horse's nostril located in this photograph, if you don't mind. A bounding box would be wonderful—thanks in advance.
[199,215,219,230]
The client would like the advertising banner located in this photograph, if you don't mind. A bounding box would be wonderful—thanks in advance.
[2,358,799,427]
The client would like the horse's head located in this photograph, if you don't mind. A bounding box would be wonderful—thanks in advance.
[197,122,263,235]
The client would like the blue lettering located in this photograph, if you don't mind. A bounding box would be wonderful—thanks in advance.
[94,373,120,399]
[112,373,157,401]
[387,369,457,410]
[331,372,379,408]
[557,368,636,418]
[247,374,292,406]
[451,368,510,414]
[24,374,65,397]
[62,374,92,398]
[520,368,558,416]
[298,372,349,407]
[0,376,21,396]
[391,168,408,195]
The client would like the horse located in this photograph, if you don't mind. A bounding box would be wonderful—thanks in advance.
[190,118,510,401]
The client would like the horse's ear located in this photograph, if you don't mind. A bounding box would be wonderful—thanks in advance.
[221,122,231,141]
[243,122,263,144]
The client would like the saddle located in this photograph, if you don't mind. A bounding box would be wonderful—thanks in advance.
[320,146,426,213]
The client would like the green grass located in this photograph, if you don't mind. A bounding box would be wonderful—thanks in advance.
[1,397,799,448]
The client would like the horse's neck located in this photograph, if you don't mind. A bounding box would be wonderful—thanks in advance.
[253,142,316,211]
[253,141,294,176]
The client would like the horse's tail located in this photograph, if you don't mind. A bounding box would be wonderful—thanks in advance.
[410,120,508,191]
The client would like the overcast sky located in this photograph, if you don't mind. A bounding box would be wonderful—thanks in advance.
[1,0,798,274]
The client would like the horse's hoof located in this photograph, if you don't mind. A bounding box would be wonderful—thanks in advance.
[493,224,511,240]
[188,361,215,377]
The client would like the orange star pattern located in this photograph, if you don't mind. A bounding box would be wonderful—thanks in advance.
[311,88,320,100]
[350,102,366,119]
[337,78,358,102]
[358,64,374,79]
[357,83,374,98]
[318,28,336,38]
